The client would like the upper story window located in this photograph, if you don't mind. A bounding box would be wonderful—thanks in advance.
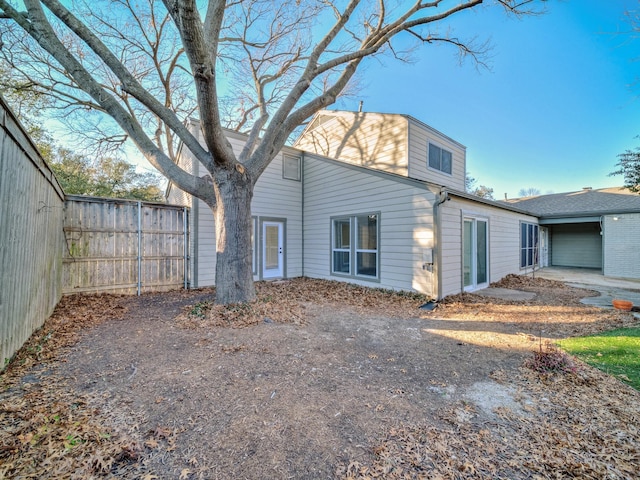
[428,143,452,175]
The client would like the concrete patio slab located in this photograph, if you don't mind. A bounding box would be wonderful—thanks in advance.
[535,267,640,319]
[475,287,536,301]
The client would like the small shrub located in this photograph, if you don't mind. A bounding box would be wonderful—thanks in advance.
[189,301,212,319]
[525,341,577,375]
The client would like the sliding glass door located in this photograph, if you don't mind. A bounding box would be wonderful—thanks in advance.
[463,217,488,291]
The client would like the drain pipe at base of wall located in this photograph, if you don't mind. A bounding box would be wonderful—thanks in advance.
[431,188,451,301]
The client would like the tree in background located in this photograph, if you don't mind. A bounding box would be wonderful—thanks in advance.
[610,147,640,193]
[465,173,495,200]
[608,9,640,194]
[0,0,546,304]
[518,187,541,197]
[50,150,164,201]
[1,63,163,200]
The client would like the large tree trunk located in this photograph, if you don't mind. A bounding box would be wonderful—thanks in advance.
[212,166,256,304]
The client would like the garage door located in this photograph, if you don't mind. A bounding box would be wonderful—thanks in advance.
[551,223,602,269]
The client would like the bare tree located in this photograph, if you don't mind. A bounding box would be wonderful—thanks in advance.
[518,187,541,197]
[0,0,545,304]
[465,173,495,199]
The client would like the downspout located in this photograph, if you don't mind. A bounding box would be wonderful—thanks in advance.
[301,152,305,278]
[192,190,199,288]
[137,201,142,296]
[432,188,450,300]
[183,206,189,290]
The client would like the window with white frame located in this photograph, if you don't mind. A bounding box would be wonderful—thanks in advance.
[520,222,539,268]
[331,213,379,279]
[428,143,452,175]
[332,218,351,274]
[282,154,301,181]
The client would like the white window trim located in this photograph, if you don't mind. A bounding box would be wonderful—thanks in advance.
[331,217,351,275]
[427,142,453,176]
[330,213,380,282]
[251,216,257,275]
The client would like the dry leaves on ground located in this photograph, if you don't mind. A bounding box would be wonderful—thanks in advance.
[434,274,637,338]
[0,295,144,479]
[176,277,430,329]
[2,275,639,479]
[341,365,640,480]
[338,274,640,479]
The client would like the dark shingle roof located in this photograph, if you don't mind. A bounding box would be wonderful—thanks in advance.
[500,187,640,218]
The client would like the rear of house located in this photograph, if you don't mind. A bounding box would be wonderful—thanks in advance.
[168,110,543,299]
[302,154,439,296]
[294,109,467,191]
[299,110,537,298]
[302,154,539,299]
[439,194,539,297]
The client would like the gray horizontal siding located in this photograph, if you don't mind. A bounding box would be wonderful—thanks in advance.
[439,198,539,297]
[303,154,436,294]
[408,120,466,191]
[174,130,303,287]
[295,112,409,176]
[253,152,303,279]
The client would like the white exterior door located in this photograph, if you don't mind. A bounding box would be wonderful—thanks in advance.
[539,227,549,267]
[262,221,284,279]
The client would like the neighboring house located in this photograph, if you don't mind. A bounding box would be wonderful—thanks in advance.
[503,187,640,280]
[167,111,540,299]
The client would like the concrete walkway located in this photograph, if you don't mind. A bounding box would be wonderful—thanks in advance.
[535,267,640,316]
[476,268,640,318]
[535,267,640,291]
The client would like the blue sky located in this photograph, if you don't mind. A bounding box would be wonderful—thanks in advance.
[332,0,640,199]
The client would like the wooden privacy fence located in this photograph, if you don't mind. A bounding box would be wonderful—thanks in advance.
[63,195,189,295]
[0,95,66,367]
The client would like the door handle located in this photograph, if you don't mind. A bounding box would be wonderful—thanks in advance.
[279,248,283,254]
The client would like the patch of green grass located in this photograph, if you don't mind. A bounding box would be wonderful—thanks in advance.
[559,327,640,390]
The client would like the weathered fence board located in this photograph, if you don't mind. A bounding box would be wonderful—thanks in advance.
[0,93,189,370]
[0,95,65,367]
[62,196,188,294]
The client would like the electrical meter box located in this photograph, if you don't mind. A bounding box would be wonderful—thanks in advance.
[422,249,433,264]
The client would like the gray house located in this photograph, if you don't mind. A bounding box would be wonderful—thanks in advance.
[167,109,640,299]
[503,187,640,280]
[167,110,541,299]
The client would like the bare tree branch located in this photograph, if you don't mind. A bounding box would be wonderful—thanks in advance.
[0,0,546,303]
[39,0,210,168]
[165,0,237,170]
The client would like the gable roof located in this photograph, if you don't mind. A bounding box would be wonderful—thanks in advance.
[501,187,640,218]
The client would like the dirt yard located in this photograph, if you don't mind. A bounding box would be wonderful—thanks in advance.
[1,275,639,479]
